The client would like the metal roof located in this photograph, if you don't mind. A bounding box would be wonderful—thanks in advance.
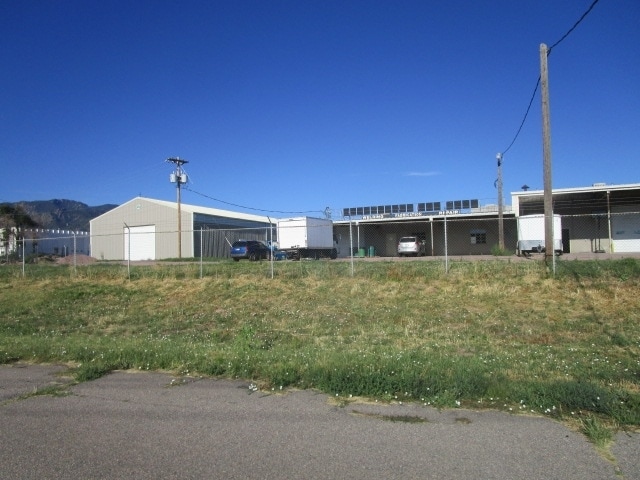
[91,196,274,224]
[511,182,640,198]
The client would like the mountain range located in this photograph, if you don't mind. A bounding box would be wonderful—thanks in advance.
[7,199,117,232]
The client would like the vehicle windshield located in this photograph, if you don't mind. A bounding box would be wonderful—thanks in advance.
[399,237,417,243]
[232,241,248,247]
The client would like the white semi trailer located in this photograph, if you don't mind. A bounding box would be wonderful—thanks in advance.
[516,214,563,256]
[277,217,337,260]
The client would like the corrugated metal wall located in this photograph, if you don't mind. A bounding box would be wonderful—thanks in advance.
[90,198,190,260]
[90,198,274,260]
[195,228,268,258]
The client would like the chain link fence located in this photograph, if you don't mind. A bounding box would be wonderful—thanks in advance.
[337,211,640,258]
[4,212,639,277]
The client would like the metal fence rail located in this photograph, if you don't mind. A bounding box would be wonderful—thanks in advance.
[4,212,639,277]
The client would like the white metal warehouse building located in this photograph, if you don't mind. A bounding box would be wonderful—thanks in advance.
[90,197,273,261]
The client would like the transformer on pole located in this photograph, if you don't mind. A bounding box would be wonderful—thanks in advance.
[167,157,188,259]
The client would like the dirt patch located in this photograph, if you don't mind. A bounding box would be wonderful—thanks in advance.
[56,254,97,265]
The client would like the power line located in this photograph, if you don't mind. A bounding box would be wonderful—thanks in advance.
[500,0,601,156]
[547,0,601,56]
[183,186,325,216]
[501,77,540,156]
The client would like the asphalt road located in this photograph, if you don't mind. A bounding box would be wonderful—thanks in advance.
[1,363,638,479]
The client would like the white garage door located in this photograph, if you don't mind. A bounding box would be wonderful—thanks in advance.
[611,213,640,253]
[124,225,156,260]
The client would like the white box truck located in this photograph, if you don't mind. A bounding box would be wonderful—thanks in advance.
[277,217,337,260]
[516,214,563,256]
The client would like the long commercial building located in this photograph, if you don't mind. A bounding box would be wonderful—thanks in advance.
[89,183,640,260]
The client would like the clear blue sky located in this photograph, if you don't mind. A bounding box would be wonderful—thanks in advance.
[2,0,638,218]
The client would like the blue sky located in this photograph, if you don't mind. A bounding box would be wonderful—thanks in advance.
[1,0,638,218]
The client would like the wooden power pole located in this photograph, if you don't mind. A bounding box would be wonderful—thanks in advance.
[167,157,189,259]
[540,44,554,264]
[496,153,504,250]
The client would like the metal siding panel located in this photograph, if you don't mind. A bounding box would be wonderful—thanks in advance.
[90,198,179,260]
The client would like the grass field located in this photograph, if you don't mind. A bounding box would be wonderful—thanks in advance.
[1,258,639,444]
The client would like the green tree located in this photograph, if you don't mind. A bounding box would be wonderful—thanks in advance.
[0,204,39,261]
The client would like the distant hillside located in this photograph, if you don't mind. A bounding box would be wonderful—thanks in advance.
[11,199,117,231]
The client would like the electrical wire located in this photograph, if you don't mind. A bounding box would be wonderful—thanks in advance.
[500,0,601,157]
[183,186,325,216]
[547,0,601,56]
[501,77,540,156]
[180,3,603,218]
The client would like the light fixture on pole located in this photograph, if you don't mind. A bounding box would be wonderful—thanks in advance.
[167,157,188,259]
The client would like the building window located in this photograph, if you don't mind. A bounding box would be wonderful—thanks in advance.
[470,229,486,244]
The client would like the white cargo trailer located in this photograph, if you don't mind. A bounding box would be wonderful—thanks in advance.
[277,217,337,260]
[516,214,563,256]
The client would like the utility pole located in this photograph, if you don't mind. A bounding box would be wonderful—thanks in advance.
[167,157,188,259]
[496,152,505,250]
[540,44,554,265]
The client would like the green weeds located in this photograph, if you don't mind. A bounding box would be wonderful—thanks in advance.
[580,415,614,450]
[1,258,639,435]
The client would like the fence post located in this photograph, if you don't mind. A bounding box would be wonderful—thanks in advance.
[268,217,274,279]
[124,223,131,280]
[444,213,449,273]
[348,217,354,276]
[430,218,434,257]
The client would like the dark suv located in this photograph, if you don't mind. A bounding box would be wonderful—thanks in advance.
[230,240,270,261]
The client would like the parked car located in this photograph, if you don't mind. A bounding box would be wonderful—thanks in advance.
[397,236,426,257]
[230,240,270,261]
